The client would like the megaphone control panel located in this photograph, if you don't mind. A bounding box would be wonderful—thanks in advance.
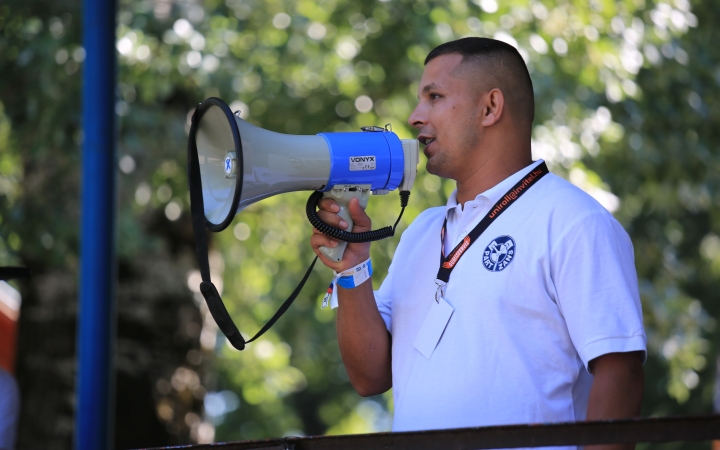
[317,130,404,193]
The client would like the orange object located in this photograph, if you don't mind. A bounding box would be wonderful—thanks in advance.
[0,282,20,374]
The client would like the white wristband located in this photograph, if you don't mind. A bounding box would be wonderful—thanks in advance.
[321,258,372,308]
[335,258,373,289]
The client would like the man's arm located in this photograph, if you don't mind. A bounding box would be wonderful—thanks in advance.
[310,197,392,397]
[586,351,645,450]
[336,281,392,396]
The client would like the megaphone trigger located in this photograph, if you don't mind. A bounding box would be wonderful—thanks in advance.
[317,185,371,262]
[306,188,407,262]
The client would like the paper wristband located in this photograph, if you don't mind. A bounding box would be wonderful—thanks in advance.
[335,258,373,289]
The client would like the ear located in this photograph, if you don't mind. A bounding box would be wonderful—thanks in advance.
[480,88,505,127]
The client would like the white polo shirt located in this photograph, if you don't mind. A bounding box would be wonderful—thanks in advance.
[371,160,646,438]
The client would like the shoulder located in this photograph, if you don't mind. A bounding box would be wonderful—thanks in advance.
[527,173,630,246]
[537,174,622,226]
[534,174,632,252]
[539,173,612,217]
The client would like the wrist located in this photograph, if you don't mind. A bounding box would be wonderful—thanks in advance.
[321,257,372,309]
[335,258,372,289]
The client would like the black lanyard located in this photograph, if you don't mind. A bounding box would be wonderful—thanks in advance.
[435,162,549,296]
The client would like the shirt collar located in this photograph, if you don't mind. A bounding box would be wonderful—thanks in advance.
[445,159,545,216]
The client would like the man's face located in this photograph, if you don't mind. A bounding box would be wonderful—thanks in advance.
[408,53,486,181]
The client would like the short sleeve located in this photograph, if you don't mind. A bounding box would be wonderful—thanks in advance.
[551,212,647,370]
[374,264,394,332]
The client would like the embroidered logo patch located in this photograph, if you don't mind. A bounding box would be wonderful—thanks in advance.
[482,236,516,272]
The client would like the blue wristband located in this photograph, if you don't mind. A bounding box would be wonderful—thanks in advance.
[335,259,373,289]
[321,258,373,309]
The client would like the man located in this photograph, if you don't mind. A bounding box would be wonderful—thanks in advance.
[310,38,645,449]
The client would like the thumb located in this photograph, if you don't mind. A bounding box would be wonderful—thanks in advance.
[347,197,371,232]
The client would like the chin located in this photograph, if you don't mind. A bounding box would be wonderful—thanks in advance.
[425,160,446,178]
[424,145,446,172]
[425,160,438,175]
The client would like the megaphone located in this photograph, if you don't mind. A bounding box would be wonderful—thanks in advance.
[187,97,418,350]
[189,97,418,261]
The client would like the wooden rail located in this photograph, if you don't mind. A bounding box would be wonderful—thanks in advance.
[139,414,720,450]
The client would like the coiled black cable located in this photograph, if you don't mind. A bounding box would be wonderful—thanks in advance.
[306,190,410,243]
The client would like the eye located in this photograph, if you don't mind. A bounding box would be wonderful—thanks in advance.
[429,93,441,100]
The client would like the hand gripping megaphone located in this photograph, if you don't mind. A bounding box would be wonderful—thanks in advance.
[187,97,418,350]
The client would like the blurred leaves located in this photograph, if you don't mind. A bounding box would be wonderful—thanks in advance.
[1,0,719,446]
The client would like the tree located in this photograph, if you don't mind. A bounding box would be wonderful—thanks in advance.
[1,0,207,447]
[0,0,717,447]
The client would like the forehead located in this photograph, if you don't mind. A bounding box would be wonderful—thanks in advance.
[418,53,471,94]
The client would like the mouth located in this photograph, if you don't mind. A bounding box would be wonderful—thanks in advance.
[418,136,435,146]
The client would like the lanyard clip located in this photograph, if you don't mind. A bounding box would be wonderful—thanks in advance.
[434,280,446,303]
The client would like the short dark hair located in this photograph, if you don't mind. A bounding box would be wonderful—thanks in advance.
[425,37,535,127]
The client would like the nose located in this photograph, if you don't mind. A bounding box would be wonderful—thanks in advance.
[407,101,427,130]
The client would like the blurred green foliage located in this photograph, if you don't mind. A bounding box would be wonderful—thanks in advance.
[1,0,719,447]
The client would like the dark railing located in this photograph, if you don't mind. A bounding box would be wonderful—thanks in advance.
[141,414,720,450]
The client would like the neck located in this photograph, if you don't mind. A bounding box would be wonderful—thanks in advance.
[455,152,532,204]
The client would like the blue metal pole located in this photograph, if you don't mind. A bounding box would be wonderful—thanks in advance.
[76,0,117,447]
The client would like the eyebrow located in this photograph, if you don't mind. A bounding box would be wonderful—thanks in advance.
[417,82,442,99]
[421,82,440,94]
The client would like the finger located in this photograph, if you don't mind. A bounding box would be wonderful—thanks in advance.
[310,236,345,270]
[318,198,340,212]
[310,233,340,251]
[347,197,372,232]
[317,209,349,230]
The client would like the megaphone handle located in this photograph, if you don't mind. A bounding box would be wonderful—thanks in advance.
[319,188,370,263]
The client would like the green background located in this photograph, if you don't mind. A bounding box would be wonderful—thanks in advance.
[0,0,718,448]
